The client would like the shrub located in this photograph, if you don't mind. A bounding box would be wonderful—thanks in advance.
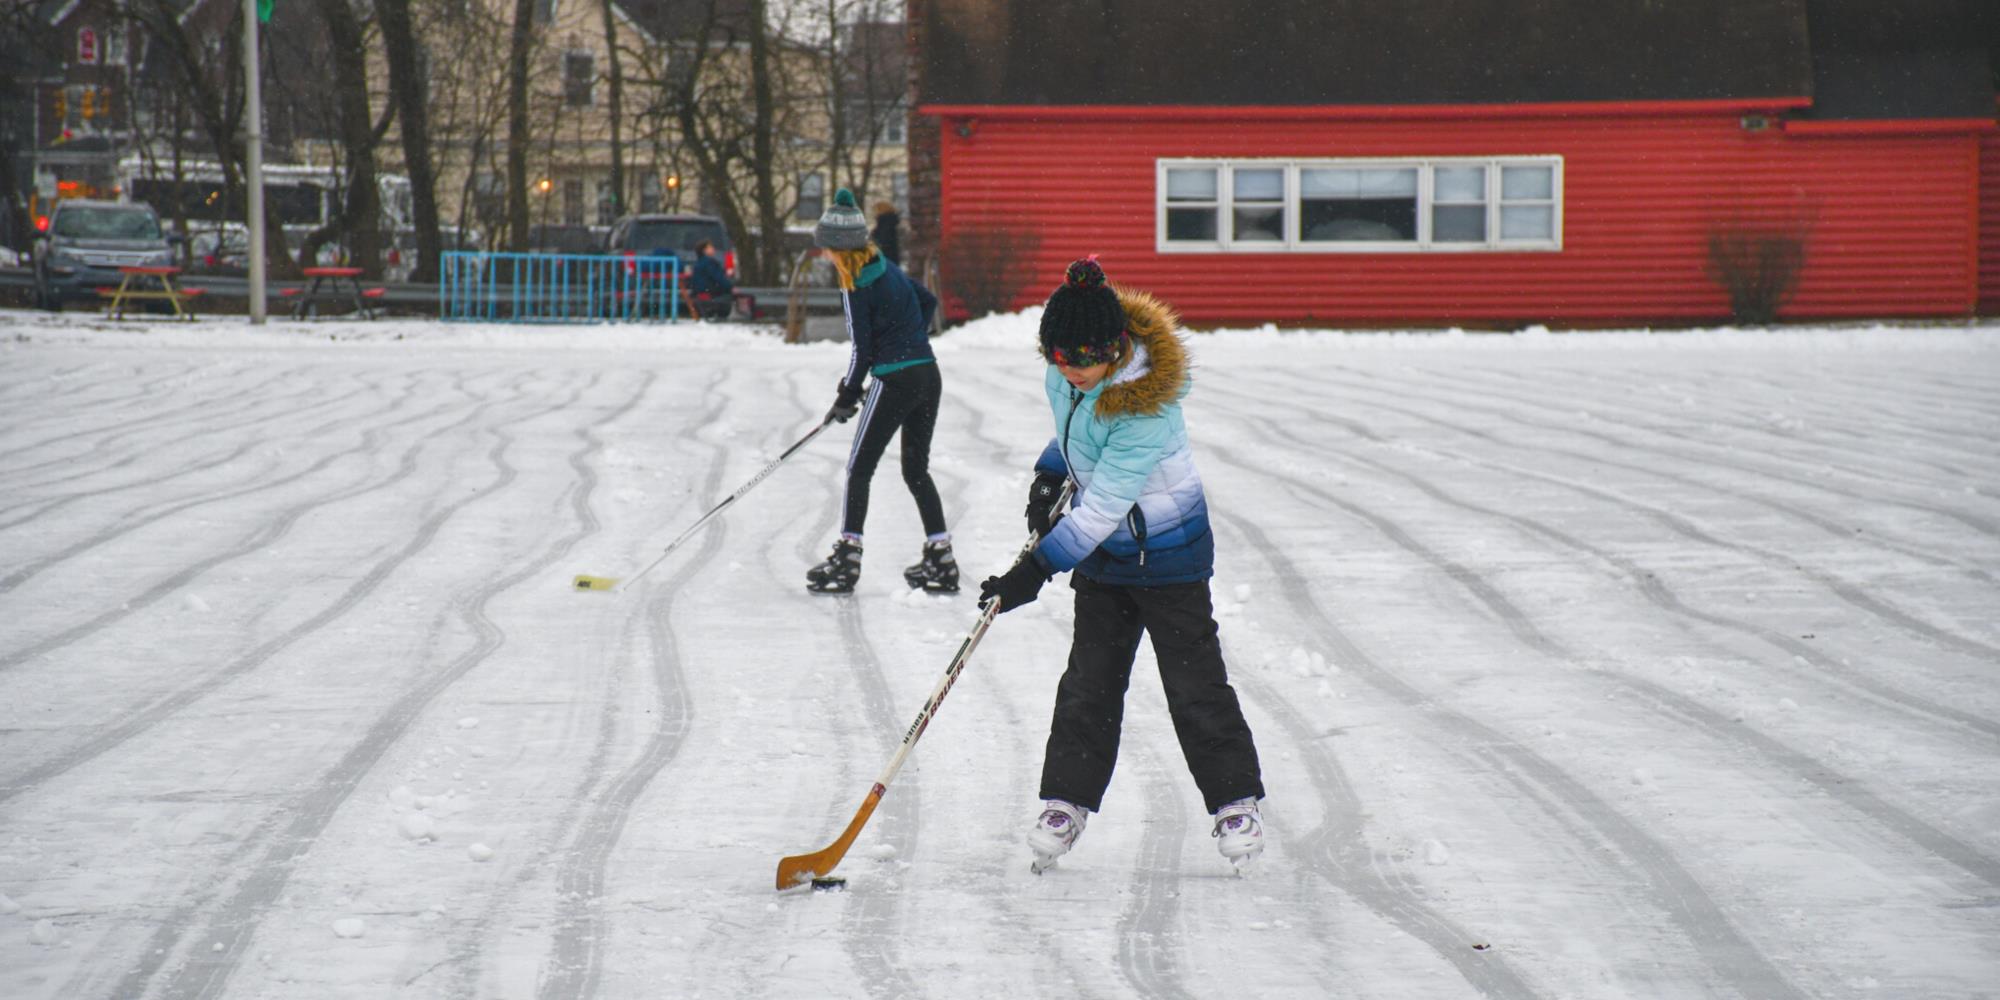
[937,223,1041,322]
[1705,217,1810,325]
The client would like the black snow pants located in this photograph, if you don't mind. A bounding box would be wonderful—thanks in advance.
[841,362,946,539]
[1039,571,1265,815]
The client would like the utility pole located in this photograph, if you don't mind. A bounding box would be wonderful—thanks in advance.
[242,0,267,323]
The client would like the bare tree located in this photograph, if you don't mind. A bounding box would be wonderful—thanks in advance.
[127,0,298,275]
[596,0,627,220]
[377,0,442,280]
[504,0,540,250]
[305,0,393,276]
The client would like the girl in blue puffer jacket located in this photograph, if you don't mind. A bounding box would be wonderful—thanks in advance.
[979,258,1267,874]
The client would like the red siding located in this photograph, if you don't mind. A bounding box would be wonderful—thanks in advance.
[933,108,1983,326]
[1982,127,2000,314]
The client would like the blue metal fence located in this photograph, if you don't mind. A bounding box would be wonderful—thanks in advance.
[439,251,683,323]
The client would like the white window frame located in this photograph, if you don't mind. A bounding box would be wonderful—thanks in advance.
[1156,156,1563,254]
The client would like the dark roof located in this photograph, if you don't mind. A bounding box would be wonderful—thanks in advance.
[918,0,1999,116]
[617,0,758,44]
[1800,0,1996,119]
[919,0,1816,106]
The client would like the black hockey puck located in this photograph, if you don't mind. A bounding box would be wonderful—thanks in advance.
[810,876,848,891]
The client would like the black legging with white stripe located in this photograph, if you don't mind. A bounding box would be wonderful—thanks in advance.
[842,362,947,538]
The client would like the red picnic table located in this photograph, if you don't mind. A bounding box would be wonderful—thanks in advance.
[99,265,203,320]
[285,266,384,319]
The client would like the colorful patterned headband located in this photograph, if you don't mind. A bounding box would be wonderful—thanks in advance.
[1048,333,1127,368]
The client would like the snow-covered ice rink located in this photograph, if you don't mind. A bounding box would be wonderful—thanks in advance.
[1,310,1996,999]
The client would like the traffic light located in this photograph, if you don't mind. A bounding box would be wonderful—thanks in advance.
[52,90,66,123]
[81,88,95,120]
[257,0,273,23]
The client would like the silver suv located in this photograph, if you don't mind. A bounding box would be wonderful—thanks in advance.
[33,200,178,310]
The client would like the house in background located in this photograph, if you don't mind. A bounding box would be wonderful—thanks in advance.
[906,0,1998,326]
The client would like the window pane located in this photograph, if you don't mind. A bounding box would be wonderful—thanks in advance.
[1166,206,1218,241]
[1301,167,1416,199]
[1300,169,1357,198]
[1500,205,1554,239]
[1300,198,1416,241]
[1233,168,1283,201]
[1435,166,1485,203]
[1432,205,1486,242]
[1232,205,1282,242]
[1166,168,1217,201]
[1502,165,1553,200]
[1358,168,1417,197]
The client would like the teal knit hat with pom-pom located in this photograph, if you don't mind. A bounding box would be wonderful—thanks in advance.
[813,188,870,250]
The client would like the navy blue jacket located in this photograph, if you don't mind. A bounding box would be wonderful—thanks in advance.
[690,254,732,296]
[839,258,939,393]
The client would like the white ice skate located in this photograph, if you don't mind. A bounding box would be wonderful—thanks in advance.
[1027,799,1088,874]
[1213,798,1264,873]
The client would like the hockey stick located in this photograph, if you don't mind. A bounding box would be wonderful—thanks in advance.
[776,481,1073,890]
[574,416,833,592]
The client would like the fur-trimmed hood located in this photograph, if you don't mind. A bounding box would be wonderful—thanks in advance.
[1093,287,1189,418]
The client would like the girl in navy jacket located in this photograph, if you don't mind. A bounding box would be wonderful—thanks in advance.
[805,189,954,595]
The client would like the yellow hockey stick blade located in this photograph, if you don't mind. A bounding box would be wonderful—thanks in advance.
[572,575,619,592]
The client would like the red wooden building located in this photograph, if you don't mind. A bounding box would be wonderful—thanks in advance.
[906,0,1998,326]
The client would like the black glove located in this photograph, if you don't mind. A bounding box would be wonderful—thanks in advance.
[979,556,1050,614]
[1025,473,1066,537]
[826,381,863,424]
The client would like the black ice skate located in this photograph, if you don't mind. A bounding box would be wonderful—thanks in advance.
[901,541,959,593]
[806,539,863,594]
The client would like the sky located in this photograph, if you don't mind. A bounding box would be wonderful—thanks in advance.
[1,310,1996,1000]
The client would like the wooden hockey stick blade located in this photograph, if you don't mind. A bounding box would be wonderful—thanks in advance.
[776,783,884,890]
[572,575,619,592]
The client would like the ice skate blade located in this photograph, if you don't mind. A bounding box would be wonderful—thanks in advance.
[1227,853,1261,876]
[1030,854,1061,875]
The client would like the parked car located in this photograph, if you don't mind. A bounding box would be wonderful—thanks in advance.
[527,223,608,256]
[32,200,179,310]
[605,213,735,279]
[187,226,251,277]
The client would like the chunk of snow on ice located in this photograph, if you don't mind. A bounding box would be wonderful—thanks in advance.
[183,594,211,613]
[456,717,480,729]
[468,843,494,862]
[1779,697,1799,712]
[1631,768,1655,788]
[868,843,899,861]
[468,746,489,758]
[400,812,436,841]
[332,918,366,939]
[1424,840,1452,866]
[388,786,417,808]
[211,942,225,953]
[0,892,19,914]
[1233,583,1252,602]
[29,919,58,945]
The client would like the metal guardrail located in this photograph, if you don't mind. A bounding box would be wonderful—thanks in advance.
[0,265,847,318]
[440,251,682,323]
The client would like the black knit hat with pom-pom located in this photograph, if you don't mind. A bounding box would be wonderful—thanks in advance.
[1038,257,1128,365]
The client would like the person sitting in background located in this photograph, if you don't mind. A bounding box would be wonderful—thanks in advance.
[688,239,734,320]
[871,201,902,265]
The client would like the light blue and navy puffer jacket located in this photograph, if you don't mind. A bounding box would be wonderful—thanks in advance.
[1031,288,1214,586]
